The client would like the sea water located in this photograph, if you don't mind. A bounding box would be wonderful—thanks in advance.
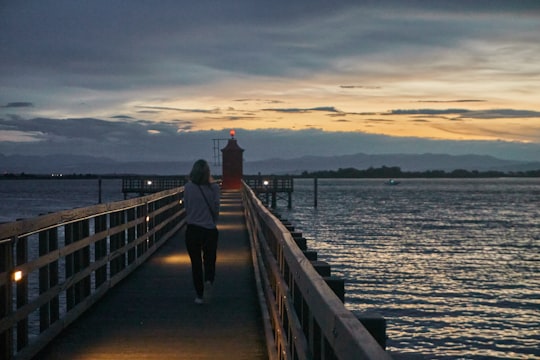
[278,178,540,359]
[1,178,539,359]
[0,178,124,223]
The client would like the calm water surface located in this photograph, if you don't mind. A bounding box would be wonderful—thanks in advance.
[0,178,124,223]
[279,178,540,359]
[1,178,538,359]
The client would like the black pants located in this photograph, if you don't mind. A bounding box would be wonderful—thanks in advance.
[185,224,218,297]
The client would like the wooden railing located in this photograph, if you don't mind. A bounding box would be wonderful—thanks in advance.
[0,187,186,360]
[242,181,392,360]
[243,175,294,193]
[243,175,294,208]
[122,176,188,197]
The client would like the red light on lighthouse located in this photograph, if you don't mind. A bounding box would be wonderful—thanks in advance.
[230,129,235,138]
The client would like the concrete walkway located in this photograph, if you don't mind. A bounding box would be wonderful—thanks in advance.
[37,190,268,360]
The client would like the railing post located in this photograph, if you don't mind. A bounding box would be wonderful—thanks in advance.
[137,204,148,256]
[80,220,91,302]
[39,227,59,332]
[1,240,14,360]
[127,208,136,265]
[65,220,91,310]
[16,236,28,351]
[110,211,126,277]
[355,311,387,349]
[147,202,155,246]
[95,214,108,288]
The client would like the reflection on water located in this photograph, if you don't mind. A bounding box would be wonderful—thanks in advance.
[281,178,540,360]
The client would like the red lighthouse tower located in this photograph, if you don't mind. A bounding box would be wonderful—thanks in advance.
[221,129,244,190]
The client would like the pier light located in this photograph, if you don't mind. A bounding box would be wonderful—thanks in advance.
[13,270,23,282]
[263,180,269,187]
[230,129,235,138]
[179,199,183,205]
[146,215,150,222]
[146,180,152,186]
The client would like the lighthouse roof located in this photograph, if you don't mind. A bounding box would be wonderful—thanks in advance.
[221,138,244,152]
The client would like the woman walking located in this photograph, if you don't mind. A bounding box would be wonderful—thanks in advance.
[184,159,220,304]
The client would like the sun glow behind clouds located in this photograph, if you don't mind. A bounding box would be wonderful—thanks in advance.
[131,70,540,143]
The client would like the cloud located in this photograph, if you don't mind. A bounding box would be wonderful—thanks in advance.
[366,118,396,123]
[340,85,381,89]
[234,99,284,104]
[389,108,540,119]
[263,106,341,113]
[136,110,161,114]
[461,109,540,119]
[416,100,486,103]
[1,116,539,163]
[0,116,200,161]
[1,102,34,108]
[222,116,259,121]
[390,109,470,115]
[7,0,534,93]
[135,106,220,114]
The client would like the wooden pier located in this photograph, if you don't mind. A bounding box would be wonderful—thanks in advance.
[122,175,188,198]
[1,183,391,360]
[122,175,294,208]
[243,175,294,208]
[35,191,267,359]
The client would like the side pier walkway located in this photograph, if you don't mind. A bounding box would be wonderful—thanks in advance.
[37,190,267,360]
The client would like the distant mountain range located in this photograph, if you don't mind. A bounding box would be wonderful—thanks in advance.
[1,153,539,175]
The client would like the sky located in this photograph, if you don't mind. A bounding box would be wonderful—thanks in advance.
[1,0,540,163]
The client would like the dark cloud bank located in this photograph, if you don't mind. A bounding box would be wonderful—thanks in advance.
[1,117,538,165]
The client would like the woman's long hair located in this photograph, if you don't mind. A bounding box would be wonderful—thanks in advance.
[189,159,210,185]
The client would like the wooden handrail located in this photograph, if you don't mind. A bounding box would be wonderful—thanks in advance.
[0,187,186,360]
[242,181,392,360]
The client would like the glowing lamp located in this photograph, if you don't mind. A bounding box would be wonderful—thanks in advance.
[13,270,23,282]
[146,216,150,222]
[146,180,152,186]
[263,180,269,186]
[230,129,235,138]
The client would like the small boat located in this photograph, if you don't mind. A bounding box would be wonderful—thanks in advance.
[385,179,400,185]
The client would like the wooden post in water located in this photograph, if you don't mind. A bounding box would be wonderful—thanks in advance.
[314,177,318,208]
[271,177,277,208]
[98,178,102,204]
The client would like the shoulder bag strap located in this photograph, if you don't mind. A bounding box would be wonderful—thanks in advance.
[197,185,217,222]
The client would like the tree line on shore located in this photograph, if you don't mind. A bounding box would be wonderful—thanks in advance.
[1,166,540,180]
[297,166,540,178]
[0,173,119,179]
